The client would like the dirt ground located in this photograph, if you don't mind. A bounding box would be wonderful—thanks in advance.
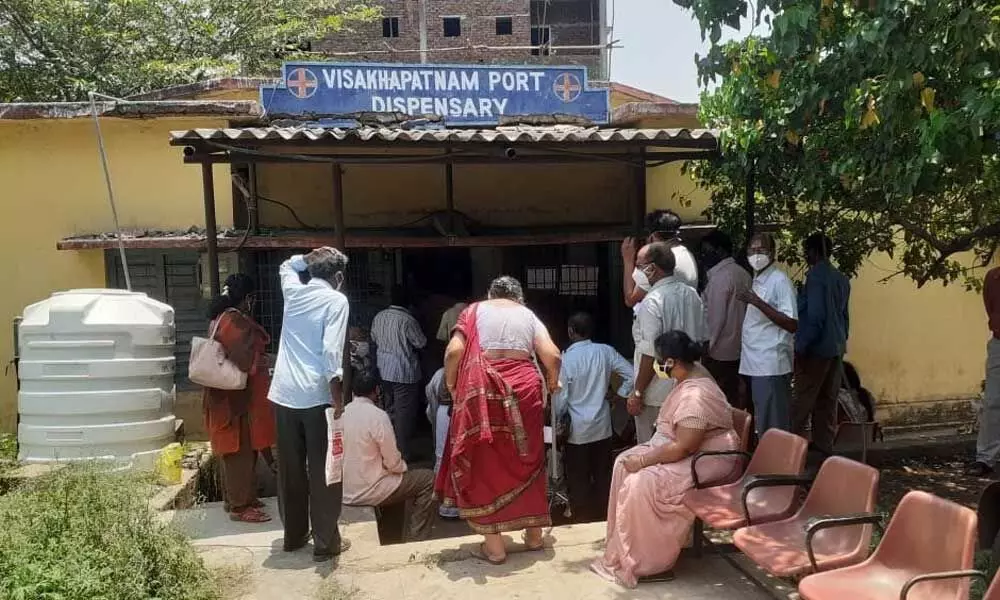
[877,454,991,512]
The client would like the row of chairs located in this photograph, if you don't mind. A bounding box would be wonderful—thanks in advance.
[682,415,989,600]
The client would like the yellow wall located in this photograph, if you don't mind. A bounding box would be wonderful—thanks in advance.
[256,159,632,228]
[0,117,232,429]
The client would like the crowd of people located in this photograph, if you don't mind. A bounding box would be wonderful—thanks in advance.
[198,209,856,585]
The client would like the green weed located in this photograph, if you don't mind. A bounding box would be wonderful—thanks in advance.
[0,463,218,600]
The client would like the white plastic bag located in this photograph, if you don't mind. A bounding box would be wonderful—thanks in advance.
[325,407,344,486]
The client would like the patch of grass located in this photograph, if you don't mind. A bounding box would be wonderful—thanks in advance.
[971,550,998,600]
[316,579,362,600]
[0,433,16,476]
[0,464,220,600]
[208,562,254,600]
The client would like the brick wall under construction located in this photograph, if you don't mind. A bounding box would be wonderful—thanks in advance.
[317,0,605,78]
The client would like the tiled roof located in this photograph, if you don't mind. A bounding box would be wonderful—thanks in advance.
[169,125,718,146]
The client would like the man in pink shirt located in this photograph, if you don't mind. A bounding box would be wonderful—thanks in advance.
[342,366,436,542]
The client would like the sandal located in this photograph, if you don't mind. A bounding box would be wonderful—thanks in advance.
[522,532,544,551]
[470,542,506,565]
[230,507,272,523]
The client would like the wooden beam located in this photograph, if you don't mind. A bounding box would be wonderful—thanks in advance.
[632,147,647,236]
[201,163,220,296]
[445,151,455,235]
[332,164,346,250]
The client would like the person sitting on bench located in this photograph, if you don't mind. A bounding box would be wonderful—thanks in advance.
[342,365,435,542]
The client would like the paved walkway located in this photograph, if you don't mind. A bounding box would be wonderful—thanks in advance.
[164,498,770,600]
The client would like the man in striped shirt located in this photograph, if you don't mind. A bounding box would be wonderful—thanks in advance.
[371,285,428,461]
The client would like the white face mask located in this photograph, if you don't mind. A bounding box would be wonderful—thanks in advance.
[631,267,652,292]
[748,253,771,272]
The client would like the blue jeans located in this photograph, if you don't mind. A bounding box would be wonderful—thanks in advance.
[750,374,792,435]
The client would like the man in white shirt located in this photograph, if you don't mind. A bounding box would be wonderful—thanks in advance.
[553,312,634,521]
[370,285,428,461]
[629,242,708,443]
[738,233,799,435]
[621,209,699,310]
[268,247,351,562]
[343,366,436,542]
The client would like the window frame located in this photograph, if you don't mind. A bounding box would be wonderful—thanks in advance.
[495,16,513,36]
[442,16,462,38]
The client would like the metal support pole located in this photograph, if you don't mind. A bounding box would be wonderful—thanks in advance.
[202,163,220,296]
[632,147,647,236]
[744,157,756,243]
[332,164,346,250]
[445,154,455,235]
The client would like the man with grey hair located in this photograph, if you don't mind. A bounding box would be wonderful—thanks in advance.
[269,247,351,562]
[629,242,708,442]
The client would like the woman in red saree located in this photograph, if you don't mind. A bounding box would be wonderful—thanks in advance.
[436,276,562,564]
[203,274,277,523]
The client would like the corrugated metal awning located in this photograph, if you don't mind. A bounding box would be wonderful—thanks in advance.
[169,125,718,147]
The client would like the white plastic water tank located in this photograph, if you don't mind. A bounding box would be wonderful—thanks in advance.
[17,289,177,466]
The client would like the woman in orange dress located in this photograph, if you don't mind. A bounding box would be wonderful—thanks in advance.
[436,276,562,564]
[592,330,740,587]
[203,274,277,523]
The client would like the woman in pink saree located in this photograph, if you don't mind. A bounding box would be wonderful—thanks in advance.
[592,330,740,588]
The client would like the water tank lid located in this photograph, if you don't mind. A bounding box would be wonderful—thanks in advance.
[52,289,145,297]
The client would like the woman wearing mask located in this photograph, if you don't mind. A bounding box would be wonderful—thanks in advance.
[203,274,276,523]
[592,330,739,588]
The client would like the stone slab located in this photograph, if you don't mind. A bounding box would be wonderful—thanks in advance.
[164,498,770,600]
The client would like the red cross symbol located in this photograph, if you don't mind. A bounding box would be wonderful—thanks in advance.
[553,73,582,103]
[286,68,318,99]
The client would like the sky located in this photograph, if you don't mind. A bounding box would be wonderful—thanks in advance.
[608,0,749,103]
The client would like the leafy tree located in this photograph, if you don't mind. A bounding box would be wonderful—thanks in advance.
[0,0,378,103]
[676,0,1000,286]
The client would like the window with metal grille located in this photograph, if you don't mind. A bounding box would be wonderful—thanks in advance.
[443,17,461,37]
[382,17,400,38]
[255,249,395,353]
[559,265,599,296]
[530,26,551,56]
[495,16,513,35]
[105,250,206,389]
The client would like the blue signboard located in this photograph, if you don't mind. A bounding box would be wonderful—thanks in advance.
[259,62,609,126]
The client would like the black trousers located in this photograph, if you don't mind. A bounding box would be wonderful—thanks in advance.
[563,437,613,523]
[274,403,342,556]
[384,381,421,462]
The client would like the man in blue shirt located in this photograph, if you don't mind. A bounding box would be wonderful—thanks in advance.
[553,312,634,522]
[268,247,351,562]
[792,233,851,455]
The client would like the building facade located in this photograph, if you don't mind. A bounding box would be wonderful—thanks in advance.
[318,0,607,78]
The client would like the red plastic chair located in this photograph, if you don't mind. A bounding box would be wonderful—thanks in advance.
[798,491,982,600]
[732,408,752,453]
[733,456,880,577]
[683,428,808,556]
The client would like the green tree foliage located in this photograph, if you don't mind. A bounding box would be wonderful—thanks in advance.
[0,0,378,102]
[676,0,1000,286]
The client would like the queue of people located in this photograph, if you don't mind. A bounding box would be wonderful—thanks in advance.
[196,213,854,583]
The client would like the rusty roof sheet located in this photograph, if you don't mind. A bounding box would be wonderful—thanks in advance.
[169,125,718,146]
[0,100,260,120]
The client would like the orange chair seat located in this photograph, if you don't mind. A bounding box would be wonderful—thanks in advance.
[685,480,798,531]
[799,565,935,600]
[684,483,747,530]
[734,518,870,577]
